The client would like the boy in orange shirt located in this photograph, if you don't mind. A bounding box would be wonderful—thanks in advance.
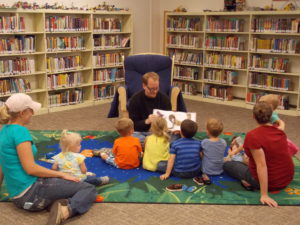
[99,118,143,169]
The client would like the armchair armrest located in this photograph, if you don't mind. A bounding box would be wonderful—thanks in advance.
[118,86,129,118]
[170,86,180,111]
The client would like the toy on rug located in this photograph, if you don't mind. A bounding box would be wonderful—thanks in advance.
[95,195,105,202]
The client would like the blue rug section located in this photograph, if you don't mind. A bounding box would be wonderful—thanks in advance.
[37,138,237,187]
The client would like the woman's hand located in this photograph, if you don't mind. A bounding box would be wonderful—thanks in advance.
[260,195,278,207]
[160,173,169,180]
[61,173,80,182]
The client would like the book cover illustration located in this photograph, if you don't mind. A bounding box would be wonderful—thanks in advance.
[153,109,196,131]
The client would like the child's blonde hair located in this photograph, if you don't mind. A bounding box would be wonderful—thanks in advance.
[206,118,223,138]
[115,118,134,136]
[150,117,170,142]
[259,94,279,110]
[59,129,82,153]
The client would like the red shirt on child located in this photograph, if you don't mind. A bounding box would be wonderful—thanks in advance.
[244,125,294,191]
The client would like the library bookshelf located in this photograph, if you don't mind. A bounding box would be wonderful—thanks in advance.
[164,11,300,116]
[0,9,132,114]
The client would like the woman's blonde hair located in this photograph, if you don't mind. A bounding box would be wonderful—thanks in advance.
[59,129,82,153]
[150,117,170,142]
[0,104,19,124]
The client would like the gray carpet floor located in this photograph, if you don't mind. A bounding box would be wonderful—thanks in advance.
[1,99,300,225]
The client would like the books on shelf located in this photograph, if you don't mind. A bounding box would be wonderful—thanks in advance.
[93,52,123,67]
[93,35,130,49]
[174,66,199,80]
[47,72,83,89]
[153,109,197,131]
[93,17,122,32]
[46,36,85,52]
[205,35,246,51]
[167,34,201,48]
[249,55,289,73]
[204,69,238,85]
[251,37,300,54]
[204,52,246,69]
[0,16,25,32]
[206,17,244,32]
[203,84,233,101]
[173,81,198,95]
[251,18,300,33]
[246,92,289,110]
[167,17,201,31]
[168,49,202,65]
[0,57,35,75]
[0,36,35,53]
[49,88,83,107]
[0,77,31,95]
[45,16,89,32]
[94,68,124,82]
[47,55,81,73]
[94,84,116,99]
[249,72,290,91]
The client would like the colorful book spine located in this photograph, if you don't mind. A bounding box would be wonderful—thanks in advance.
[174,66,199,80]
[251,18,300,33]
[252,37,298,54]
[93,68,124,82]
[93,34,130,49]
[47,36,85,51]
[204,52,246,69]
[204,69,238,85]
[246,92,289,110]
[48,88,83,107]
[45,16,89,32]
[167,34,201,48]
[0,78,31,95]
[206,17,244,32]
[167,17,201,31]
[47,56,81,73]
[249,55,289,73]
[93,53,123,67]
[93,84,116,99]
[205,36,246,50]
[172,81,197,95]
[0,16,24,32]
[0,36,35,53]
[203,84,233,101]
[0,58,35,75]
[47,72,83,89]
[249,72,290,91]
[168,49,202,65]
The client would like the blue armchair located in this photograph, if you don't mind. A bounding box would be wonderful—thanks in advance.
[107,54,186,118]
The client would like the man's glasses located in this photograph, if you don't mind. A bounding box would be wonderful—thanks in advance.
[146,86,159,92]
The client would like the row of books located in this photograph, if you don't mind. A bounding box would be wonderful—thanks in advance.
[206,18,245,32]
[0,16,25,32]
[249,55,289,73]
[0,58,35,75]
[46,36,85,51]
[251,18,300,33]
[94,68,124,82]
[203,84,233,101]
[249,72,291,91]
[167,17,201,31]
[94,84,116,100]
[93,17,122,32]
[167,34,201,48]
[204,53,246,69]
[93,35,130,49]
[251,37,299,54]
[174,66,200,80]
[168,49,202,65]
[204,69,238,85]
[47,72,83,89]
[173,81,198,95]
[0,36,35,53]
[45,16,89,32]
[0,78,31,95]
[46,56,81,73]
[246,92,289,110]
[48,89,83,107]
[205,36,246,51]
[93,53,123,67]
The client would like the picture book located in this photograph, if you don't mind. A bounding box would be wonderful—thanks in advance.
[153,109,197,131]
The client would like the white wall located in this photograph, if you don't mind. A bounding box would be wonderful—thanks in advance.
[3,0,291,53]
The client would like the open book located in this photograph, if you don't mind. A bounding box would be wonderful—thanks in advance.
[153,109,197,131]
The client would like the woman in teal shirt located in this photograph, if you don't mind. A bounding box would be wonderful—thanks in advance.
[0,93,97,225]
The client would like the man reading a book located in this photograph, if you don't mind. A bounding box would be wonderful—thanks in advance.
[128,72,171,145]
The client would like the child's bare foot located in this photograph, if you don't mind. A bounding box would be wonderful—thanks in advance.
[100,153,108,160]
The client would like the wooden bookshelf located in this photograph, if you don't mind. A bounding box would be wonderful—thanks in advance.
[0,9,132,114]
[164,11,300,116]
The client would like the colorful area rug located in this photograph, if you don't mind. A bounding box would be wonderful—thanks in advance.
[1,130,299,205]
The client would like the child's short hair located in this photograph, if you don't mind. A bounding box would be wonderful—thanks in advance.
[60,129,82,153]
[259,94,279,110]
[253,101,272,124]
[180,119,198,138]
[115,118,134,136]
[206,118,223,137]
[150,117,170,142]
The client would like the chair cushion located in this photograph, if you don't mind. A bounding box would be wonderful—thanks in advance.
[124,54,172,98]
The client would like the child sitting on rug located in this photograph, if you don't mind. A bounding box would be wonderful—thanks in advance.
[259,94,299,156]
[143,117,170,172]
[200,118,227,185]
[98,118,143,169]
[159,119,202,180]
[224,136,247,164]
[52,130,109,186]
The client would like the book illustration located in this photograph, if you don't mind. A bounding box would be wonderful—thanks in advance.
[153,109,196,131]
